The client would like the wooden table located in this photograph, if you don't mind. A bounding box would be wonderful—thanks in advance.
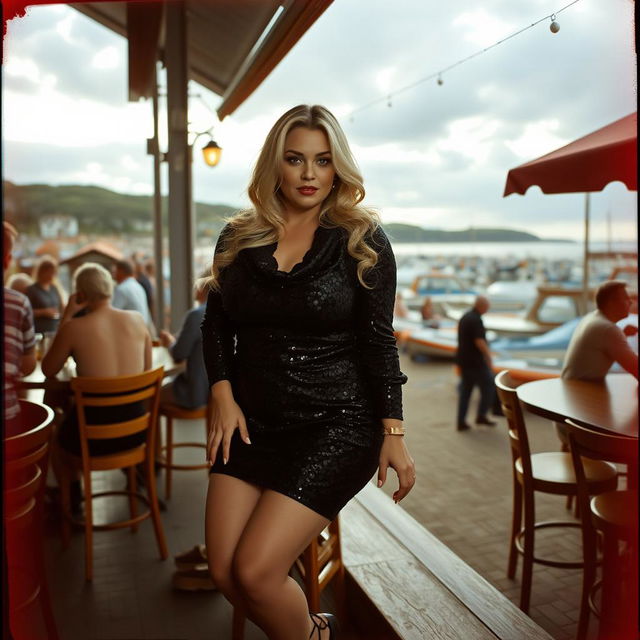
[20,346,183,391]
[517,373,638,438]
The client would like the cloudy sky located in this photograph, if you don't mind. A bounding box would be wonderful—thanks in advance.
[3,0,637,241]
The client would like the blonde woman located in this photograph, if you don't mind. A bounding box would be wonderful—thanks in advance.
[202,105,415,640]
[26,255,66,335]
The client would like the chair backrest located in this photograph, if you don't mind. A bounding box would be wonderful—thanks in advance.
[494,370,533,477]
[565,418,633,543]
[565,419,637,467]
[70,366,164,461]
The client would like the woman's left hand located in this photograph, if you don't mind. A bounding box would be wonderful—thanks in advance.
[377,435,416,504]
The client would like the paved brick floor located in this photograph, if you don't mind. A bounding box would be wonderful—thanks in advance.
[378,353,601,640]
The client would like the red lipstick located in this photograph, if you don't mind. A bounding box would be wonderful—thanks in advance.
[297,187,318,195]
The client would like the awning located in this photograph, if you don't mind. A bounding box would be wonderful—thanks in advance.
[503,112,637,196]
[71,0,334,118]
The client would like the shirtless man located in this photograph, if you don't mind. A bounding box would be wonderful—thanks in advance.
[42,262,152,508]
[42,262,151,379]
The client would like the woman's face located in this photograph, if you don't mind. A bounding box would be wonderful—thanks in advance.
[279,127,336,216]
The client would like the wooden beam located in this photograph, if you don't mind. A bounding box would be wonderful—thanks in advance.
[165,1,194,332]
[217,0,334,119]
[127,2,164,102]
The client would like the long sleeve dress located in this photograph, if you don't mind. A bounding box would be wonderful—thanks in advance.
[201,222,408,520]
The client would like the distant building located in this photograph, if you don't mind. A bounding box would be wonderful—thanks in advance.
[39,215,79,239]
[59,242,124,278]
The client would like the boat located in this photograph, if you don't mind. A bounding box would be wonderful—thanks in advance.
[405,325,459,360]
[485,280,540,312]
[492,313,638,381]
[400,272,477,314]
[489,317,582,360]
[443,285,594,337]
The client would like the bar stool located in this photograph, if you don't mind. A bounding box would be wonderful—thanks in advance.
[231,517,345,640]
[156,402,211,499]
[495,371,618,614]
[565,419,638,640]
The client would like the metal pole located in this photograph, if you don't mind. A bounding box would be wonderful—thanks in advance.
[151,66,165,330]
[165,1,194,332]
[582,192,590,310]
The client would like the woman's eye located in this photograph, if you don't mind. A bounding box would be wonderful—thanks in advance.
[285,156,301,165]
[317,158,331,166]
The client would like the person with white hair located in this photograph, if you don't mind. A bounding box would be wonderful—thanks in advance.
[42,262,152,510]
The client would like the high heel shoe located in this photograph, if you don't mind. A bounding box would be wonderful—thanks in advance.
[308,612,339,639]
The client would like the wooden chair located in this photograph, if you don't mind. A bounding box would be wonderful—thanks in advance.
[495,370,618,614]
[294,518,346,620]
[231,517,346,640]
[156,401,211,499]
[565,418,638,640]
[59,367,168,581]
[4,399,59,640]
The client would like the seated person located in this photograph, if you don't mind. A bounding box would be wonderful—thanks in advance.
[562,280,638,381]
[556,280,638,443]
[420,296,441,328]
[6,272,34,295]
[26,255,66,335]
[42,262,152,463]
[159,276,209,410]
[3,222,37,438]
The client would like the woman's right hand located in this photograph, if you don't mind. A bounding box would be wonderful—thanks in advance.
[206,397,251,466]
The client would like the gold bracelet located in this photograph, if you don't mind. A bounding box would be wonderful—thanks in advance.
[383,426,406,436]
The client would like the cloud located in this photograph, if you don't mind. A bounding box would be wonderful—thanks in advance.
[3,0,637,244]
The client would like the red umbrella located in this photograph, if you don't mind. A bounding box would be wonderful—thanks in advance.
[504,112,637,196]
[503,112,637,301]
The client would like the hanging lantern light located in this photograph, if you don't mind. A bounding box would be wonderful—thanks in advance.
[549,14,560,33]
[202,140,222,167]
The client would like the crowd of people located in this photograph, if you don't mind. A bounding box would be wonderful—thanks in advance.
[2,221,211,512]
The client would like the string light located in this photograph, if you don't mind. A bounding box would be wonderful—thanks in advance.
[346,0,581,121]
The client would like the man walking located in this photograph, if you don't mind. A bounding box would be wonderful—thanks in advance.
[455,295,497,431]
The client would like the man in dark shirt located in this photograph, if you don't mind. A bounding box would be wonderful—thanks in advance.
[455,296,496,431]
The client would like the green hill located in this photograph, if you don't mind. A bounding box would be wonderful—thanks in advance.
[3,182,563,242]
[3,182,237,238]
[383,223,550,243]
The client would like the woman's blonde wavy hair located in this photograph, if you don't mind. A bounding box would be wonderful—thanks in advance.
[206,104,383,291]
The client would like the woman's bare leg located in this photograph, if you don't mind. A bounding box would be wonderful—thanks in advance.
[232,490,332,640]
[205,473,263,613]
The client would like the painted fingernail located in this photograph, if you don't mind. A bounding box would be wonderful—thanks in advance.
[244,436,251,444]
[223,457,228,465]
[377,480,382,487]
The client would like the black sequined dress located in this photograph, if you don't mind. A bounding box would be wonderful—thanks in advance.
[201,223,408,520]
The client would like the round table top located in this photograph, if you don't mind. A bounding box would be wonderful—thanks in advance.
[517,374,638,438]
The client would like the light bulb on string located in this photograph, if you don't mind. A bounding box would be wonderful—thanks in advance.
[437,74,443,86]
[387,95,392,108]
[549,14,560,33]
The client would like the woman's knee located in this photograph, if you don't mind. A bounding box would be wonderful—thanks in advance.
[207,558,237,597]
[232,551,285,602]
